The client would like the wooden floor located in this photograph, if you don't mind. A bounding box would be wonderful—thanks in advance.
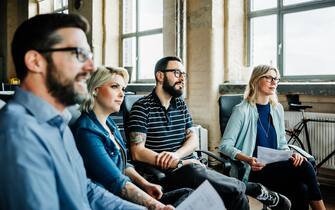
[320,184,335,210]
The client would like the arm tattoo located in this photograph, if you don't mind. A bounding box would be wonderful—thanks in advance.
[129,132,147,144]
[186,128,194,136]
[120,182,158,210]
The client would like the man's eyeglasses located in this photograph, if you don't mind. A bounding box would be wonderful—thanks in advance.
[36,47,93,63]
[261,75,280,83]
[161,69,187,79]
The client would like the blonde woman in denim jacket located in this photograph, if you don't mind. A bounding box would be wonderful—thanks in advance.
[220,65,325,210]
[72,66,177,210]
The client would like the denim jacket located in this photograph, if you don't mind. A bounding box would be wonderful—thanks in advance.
[71,111,132,195]
[219,100,289,182]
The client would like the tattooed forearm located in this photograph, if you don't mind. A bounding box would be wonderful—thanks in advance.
[186,128,194,137]
[120,182,160,210]
[129,132,147,144]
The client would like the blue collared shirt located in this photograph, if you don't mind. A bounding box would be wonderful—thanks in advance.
[0,88,145,210]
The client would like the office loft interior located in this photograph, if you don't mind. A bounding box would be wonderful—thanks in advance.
[0,0,335,209]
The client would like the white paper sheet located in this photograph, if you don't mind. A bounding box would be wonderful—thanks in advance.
[257,146,293,164]
[176,180,226,210]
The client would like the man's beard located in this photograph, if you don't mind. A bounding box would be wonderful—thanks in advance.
[162,76,183,98]
[46,62,88,106]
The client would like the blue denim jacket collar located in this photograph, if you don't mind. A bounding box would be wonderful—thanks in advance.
[84,111,127,151]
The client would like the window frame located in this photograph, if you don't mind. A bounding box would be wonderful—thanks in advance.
[121,0,163,83]
[53,0,68,13]
[248,0,335,82]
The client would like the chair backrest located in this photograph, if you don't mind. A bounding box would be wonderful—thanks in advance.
[0,99,6,110]
[218,94,244,135]
[112,94,144,143]
[218,94,246,180]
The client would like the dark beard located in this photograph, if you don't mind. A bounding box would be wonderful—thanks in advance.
[162,76,183,98]
[46,62,86,106]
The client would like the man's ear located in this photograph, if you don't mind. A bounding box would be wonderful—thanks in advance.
[24,50,47,73]
[156,71,164,83]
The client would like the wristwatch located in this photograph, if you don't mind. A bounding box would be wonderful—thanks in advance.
[177,160,184,168]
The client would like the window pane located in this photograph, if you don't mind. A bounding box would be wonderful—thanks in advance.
[138,0,163,31]
[54,0,63,10]
[123,0,136,34]
[250,15,277,67]
[284,7,335,76]
[138,34,163,80]
[54,0,67,12]
[63,0,68,7]
[123,37,137,82]
[39,0,53,14]
[250,0,277,11]
[283,0,316,6]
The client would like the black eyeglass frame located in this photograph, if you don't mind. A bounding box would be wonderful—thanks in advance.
[36,47,93,63]
[160,69,187,79]
[261,75,281,83]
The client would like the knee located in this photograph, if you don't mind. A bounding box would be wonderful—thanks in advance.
[301,160,315,171]
[296,184,308,198]
[298,160,317,178]
[228,180,247,196]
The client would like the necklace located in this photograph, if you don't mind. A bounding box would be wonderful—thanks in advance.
[258,116,271,138]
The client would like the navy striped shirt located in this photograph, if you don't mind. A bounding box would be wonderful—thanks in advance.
[127,89,194,159]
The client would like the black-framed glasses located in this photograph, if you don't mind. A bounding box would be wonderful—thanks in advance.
[36,47,93,63]
[161,69,187,79]
[261,75,280,83]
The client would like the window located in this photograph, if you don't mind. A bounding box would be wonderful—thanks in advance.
[53,0,68,13]
[32,0,68,15]
[248,0,335,81]
[122,0,163,82]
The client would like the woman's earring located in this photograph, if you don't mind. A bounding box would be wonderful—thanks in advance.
[92,91,97,97]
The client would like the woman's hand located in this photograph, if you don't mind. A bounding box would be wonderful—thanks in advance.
[143,182,163,200]
[247,157,265,171]
[290,153,305,167]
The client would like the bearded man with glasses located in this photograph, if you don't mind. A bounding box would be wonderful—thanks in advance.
[0,13,145,210]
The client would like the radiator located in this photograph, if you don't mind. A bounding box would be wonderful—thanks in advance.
[193,124,209,160]
[284,111,335,169]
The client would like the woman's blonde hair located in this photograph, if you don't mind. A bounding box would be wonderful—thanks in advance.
[244,64,280,106]
[80,66,129,113]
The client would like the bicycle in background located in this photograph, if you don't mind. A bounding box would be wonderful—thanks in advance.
[285,103,335,169]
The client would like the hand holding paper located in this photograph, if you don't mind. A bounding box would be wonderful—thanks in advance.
[257,146,293,165]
